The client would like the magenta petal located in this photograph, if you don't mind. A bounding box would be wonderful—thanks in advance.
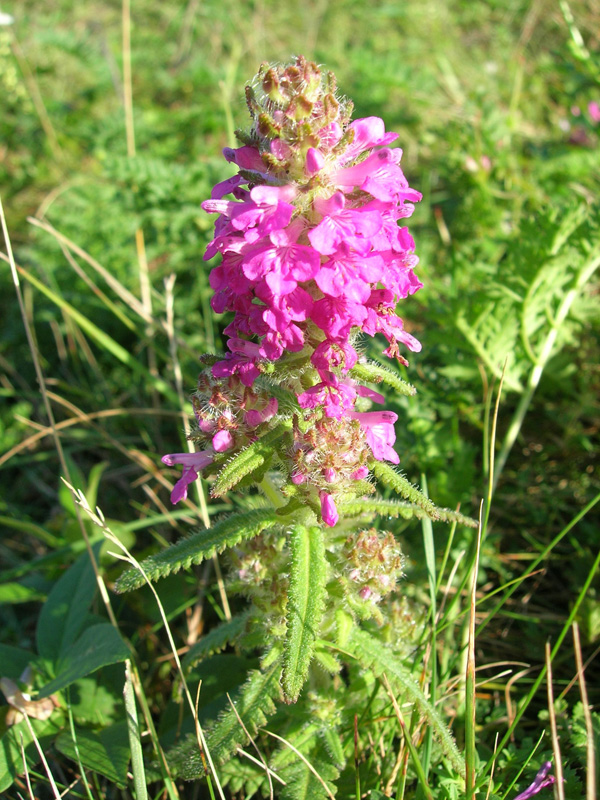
[306,147,325,175]
[513,762,555,800]
[320,492,339,527]
[212,430,234,453]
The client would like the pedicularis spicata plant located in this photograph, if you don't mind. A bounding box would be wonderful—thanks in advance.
[117,56,477,793]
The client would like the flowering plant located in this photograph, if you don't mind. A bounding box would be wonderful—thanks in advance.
[116,56,475,791]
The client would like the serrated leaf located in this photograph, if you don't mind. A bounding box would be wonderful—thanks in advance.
[170,661,282,778]
[347,628,465,777]
[337,498,477,527]
[319,726,345,769]
[350,360,416,396]
[211,422,292,497]
[282,526,327,703]
[115,509,280,592]
[370,461,440,519]
[37,624,129,698]
[278,747,339,800]
[36,548,99,662]
[55,720,130,787]
[182,612,251,672]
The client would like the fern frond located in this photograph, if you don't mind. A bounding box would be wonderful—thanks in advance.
[182,612,251,673]
[115,510,280,592]
[370,462,440,519]
[282,525,328,703]
[350,360,416,396]
[346,628,465,777]
[211,421,292,497]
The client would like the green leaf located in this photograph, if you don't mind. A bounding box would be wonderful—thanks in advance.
[370,461,441,519]
[36,548,99,663]
[55,720,130,788]
[350,360,416,396]
[182,612,251,672]
[319,726,345,769]
[278,745,339,800]
[115,509,280,592]
[171,660,282,778]
[282,526,327,703]
[211,422,292,497]
[0,712,64,793]
[68,673,124,726]
[37,624,129,698]
[338,498,477,527]
[346,628,465,777]
[0,644,35,680]
[0,583,45,604]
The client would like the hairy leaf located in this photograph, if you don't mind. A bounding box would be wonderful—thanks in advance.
[115,509,280,592]
[182,612,251,673]
[347,628,465,777]
[282,526,328,703]
[278,745,339,800]
[211,422,292,497]
[338,498,477,527]
[350,360,416,396]
[171,661,282,778]
[370,461,440,519]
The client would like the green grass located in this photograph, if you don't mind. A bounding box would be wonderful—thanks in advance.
[1,0,599,798]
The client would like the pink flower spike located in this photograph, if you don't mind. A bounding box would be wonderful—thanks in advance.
[513,762,555,800]
[320,492,339,527]
[212,430,234,453]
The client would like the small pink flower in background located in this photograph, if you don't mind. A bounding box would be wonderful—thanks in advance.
[588,101,600,124]
[513,762,555,800]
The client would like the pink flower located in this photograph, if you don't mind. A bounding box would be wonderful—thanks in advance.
[161,450,214,503]
[245,398,278,427]
[513,762,555,800]
[212,430,234,453]
[320,492,339,527]
[308,192,383,256]
[588,101,600,124]
[349,410,400,464]
[333,148,422,203]
[297,373,357,419]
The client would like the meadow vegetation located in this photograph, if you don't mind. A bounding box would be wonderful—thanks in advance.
[0,1,599,798]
